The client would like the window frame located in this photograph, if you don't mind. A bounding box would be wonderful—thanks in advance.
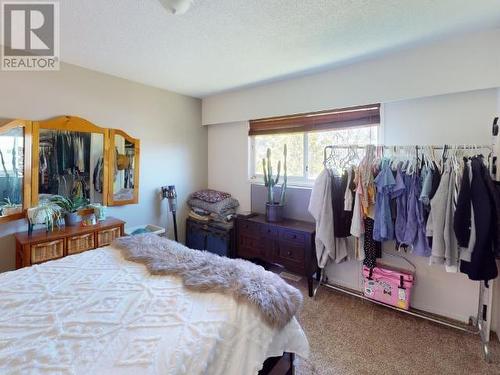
[249,122,383,187]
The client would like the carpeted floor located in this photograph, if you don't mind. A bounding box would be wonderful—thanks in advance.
[288,280,500,375]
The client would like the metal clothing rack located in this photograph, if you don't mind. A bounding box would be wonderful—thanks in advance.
[317,143,494,362]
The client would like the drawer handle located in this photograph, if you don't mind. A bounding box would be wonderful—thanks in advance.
[267,229,271,233]
[35,240,61,248]
[287,251,292,256]
[292,235,297,239]
[101,228,117,234]
[70,234,91,240]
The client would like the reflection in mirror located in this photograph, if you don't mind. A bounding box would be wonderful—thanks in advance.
[113,134,135,201]
[0,126,24,217]
[38,129,104,203]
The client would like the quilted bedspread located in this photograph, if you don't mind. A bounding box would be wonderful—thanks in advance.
[0,246,308,375]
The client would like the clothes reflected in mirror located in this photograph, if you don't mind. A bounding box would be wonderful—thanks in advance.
[0,126,24,216]
[113,135,135,201]
[38,130,104,203]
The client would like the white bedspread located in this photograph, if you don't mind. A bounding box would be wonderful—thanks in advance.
[0,246,308,375]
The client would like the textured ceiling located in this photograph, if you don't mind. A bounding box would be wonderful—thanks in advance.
[60,0,500,97]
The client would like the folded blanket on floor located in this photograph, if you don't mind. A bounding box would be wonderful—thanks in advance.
[114,234,302,329]
[188,197,239,215]
[191,189,231,203]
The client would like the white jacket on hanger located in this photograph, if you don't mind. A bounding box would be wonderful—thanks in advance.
[308,168,351,267]
[308,169,335,268]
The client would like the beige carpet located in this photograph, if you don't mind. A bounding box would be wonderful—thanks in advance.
[290,281,500,375]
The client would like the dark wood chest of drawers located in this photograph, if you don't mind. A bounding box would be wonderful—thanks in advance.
[185,218,235,258]
[236,214,318,296]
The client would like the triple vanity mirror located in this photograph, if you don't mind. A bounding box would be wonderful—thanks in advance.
[109,129,140,205]
[0,119,31,223]
[0,115,140,223]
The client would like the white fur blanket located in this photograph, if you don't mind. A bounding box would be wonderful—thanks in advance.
[113,234,303,329]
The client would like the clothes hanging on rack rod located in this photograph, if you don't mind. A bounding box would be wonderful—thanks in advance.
[314,142,498,363]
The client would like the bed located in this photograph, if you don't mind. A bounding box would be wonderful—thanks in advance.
[0,244,309,374]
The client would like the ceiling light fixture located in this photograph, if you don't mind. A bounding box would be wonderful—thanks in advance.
[158,0,194,15]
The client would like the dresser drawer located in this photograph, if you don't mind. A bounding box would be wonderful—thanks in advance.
[31,239,65,264]
[276,241,305,273]
[97,226,121,247]
[238,234,265,258]
[260,225,278,239]
[238,220,261,236]
[67,232,95,255]
[279,229,306,245]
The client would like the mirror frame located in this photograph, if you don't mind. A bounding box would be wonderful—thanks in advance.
[32,116,110,206]
[108,129,140,206]
[0,119,32,224]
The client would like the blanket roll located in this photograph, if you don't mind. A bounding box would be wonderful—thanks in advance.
[113,234,303,329]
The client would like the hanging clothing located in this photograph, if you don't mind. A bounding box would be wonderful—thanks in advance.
[344,168,354,211]
[420,165,433,206]
[412,173,432,257]
[427,165,459,269]
[402,173,419,247]
[454,160,476,262]
[332,171,353,238]
[373,161,396,242]
[350,169,365,261]
[393,166,408,244]
[93,157,104,193]
[428,161,441,201]
[363,217,382,269]
[308,169,336,268]
[485,179,500,258]
[459,157,498,281]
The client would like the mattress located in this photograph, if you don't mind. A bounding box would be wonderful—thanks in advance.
[0,246,309,375]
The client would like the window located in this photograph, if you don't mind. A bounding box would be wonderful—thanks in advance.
[251,126,378,184]
[249,104,380,185]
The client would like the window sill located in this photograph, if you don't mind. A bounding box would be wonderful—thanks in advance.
[249,178,313,189]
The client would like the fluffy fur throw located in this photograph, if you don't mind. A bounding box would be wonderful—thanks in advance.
[113,234,303,329]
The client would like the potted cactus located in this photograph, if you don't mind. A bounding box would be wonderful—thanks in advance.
[262,144,287,222]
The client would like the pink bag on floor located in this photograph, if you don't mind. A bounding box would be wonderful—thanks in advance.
[362,264,414,310]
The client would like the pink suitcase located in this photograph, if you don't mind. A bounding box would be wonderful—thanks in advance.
[362,264,414,310]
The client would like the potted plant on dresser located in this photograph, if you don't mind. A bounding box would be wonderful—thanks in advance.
[50,195,89,226]
[0,198,22,216]
[262,144,287,222]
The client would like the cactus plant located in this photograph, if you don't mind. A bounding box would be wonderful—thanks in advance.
[262,144,287,205]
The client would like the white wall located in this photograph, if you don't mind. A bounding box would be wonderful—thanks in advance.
[207,121,251,211]
[0,63,206,272]
[203,28,500,125]
[384,89,497,145]
[206,88,500,325]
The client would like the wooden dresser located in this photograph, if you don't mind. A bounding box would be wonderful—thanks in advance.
[236,214,318,296]
[15,218,125,268]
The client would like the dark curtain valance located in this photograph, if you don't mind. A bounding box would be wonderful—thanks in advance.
[249,103,380,136]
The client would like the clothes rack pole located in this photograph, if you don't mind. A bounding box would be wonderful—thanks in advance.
[317,143,495,362]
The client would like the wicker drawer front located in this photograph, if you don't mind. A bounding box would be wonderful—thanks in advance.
[97,227,121,247]
[31,239,64,264]
[67,233,95,255]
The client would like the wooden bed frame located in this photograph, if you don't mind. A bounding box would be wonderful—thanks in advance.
[260,353,295,375]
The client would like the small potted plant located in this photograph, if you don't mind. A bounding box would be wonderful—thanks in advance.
[27,200,63,233]
[262,144,287,222]
[50,195,89,226]
[0,198,22,216]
